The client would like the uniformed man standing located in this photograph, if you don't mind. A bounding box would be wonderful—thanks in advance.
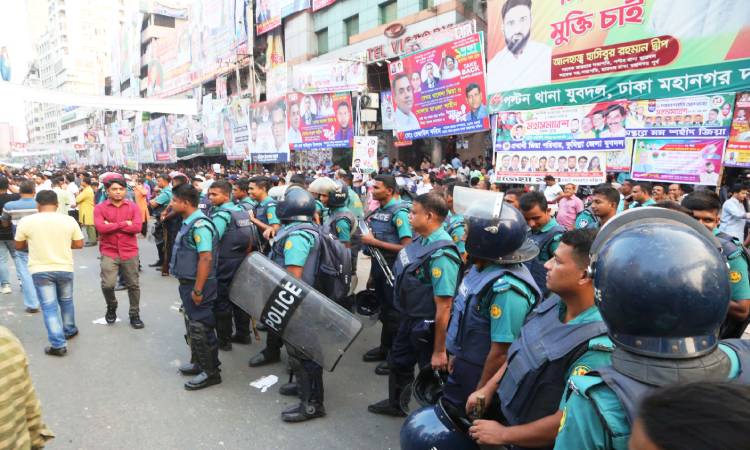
[230,177,255,344]
[268,186,327,422]
[148,174,171,271]
[443,197,542,410]
[575,184,619,230]
[368,193,461,417]
[169,184,222,390]
[553,208,750,450]
[233,178,256,212]
[519,192,565,298]
[464,229,611,449]
[442,182,467,261]
[337,170,364,220]
[681,191,750,338]
[207,180,247,351]
[360,175,412,374]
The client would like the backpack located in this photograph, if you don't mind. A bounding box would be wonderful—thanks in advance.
[314,224,353,303]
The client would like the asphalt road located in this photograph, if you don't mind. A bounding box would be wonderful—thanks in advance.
[0,238,404,450]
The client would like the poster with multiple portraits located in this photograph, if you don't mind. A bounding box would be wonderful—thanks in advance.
[286,92,354,149]
[387,33,490,140]
[352,136,379,173]
[248,97,290,163]
[632,138,725,186]
[625,94,735,139]
[494,150,606,185]
[724,92,750,168]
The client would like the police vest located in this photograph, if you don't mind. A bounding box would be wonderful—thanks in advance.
[715,232,750,338]
[198,195,211,215]
[575,339,750,450]
[497,295,608,432]
[446,264,541,366]
[236,200,255,213]
[524,224,565,297]
[323,209,361,271]
[270,223,320,287]
[213,208,260,276]
[254,198,277,226]
[575,208,598,230]
[444,214,464,240]
[169,215,219,280]
[392,238,461,319]
[366,201,409,261]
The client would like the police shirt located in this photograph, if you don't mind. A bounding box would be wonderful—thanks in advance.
[258,196,281,226]
[281,221,317,267]
[211,201,242,239]
[533,218,563,262]
[347,187,364,219]
[487,270,536,343]
[329,207,352,243]
[556,304,613,382]
[154,185,173,206]
[183,210,214,253]
[419,227,461,297]
[554,343,741,450]
[383,198,412,241]
[444,211,466,256]
[713,228,750,302]
[237,197,256,210]
[315,199,328,222]
[628,198,656,209]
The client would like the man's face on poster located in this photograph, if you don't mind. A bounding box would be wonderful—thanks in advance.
[503,4,532,55]
[568,156,577,170]
[581,116,593,132]
[510,155,520,169]
[303,96,312,113]
[466,87,482,111]
[606,108,624,131]
[501,155,511,169]
[272,108,285,148]
[570,118,579,134]
[410,73,421,91]
[426,64,435,79]
[337,104,350,128]
[290,103,300,130]
[708,110,718,122]
[394,76,414,114]
[592,113,605,130]
[722,103,731,116]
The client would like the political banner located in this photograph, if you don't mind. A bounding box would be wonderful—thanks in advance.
[256,0,282,35]
[625,94,735,139]
[724,93,750,168]
[281,0,310,17]
[148,116,172,162]
[166,115,189,151]
[352,136,379,173]
[312,0,336,11]
[290,60,367,94]
[486,0,750,110]
[248,98,290,163]
[381,90,395,130]
[222,97,251,160]
[190,0,247,82]
[387,33,490,140]
[134,124,154,164]
[494,150,606,185]
[147,20,191,97]
[606,142,633,172]
[631,138,724,185]
[202,95,226,148]
[494,101,627,153]
[286,92,354,149]
[268,63,289,100]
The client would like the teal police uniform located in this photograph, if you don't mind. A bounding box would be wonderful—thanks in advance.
[236,197,256,211]
[347,187,364,219]
[257,196,280,226]
[628,198,656,209]
[554,343,741,450]
[315,199,328,223]
[210,201,245,348]
[329,207,353,243]
[574,208,599,230]
[154,185,173,206]
[713,228,750,337]
[525,218,564,298]
[444,211,466,256]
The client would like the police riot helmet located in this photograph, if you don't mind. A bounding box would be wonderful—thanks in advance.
[276,186,316,223]
[590,208,730,359]
[327,180,349,208]
[353,289,379,328]
[400,397,478,450]
[308,176,337,196]
[412,366,448,407]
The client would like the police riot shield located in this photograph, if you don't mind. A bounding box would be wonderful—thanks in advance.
[230,252,363,372]
[452,186,504,216]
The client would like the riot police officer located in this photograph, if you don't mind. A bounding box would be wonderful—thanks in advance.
[368,192,461,417]
[308,177,334,226]
[268,186,327,422]
[442,182,467,261]
[230,177,255,344]
[360,175,412,374]
[232,178,256,212]
[443,192,542,410]
[554,208,750,450]
[681,191,750,338]
[337,170,365,219]
[519,192,565,298]
[207,180,250,351]
[575,184,619,230]
[169,184,222,390]
[463,228,610,449]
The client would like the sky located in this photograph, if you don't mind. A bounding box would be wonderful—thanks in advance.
[0,1,33,141]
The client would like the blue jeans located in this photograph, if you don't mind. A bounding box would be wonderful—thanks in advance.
[0,240,14,285]
[15,251,40,309]
[32,271,77,349]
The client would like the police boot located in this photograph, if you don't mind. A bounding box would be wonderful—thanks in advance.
[367,369,410,417]
[184,322,222,391]
[248,332,282,367]
[279,372,299,397]
[281,360,325,422]
[215,312,233,351]
[179,319,202,376]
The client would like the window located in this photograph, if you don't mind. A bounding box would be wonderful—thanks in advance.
[316,28,328,55]
[345,15,359,42]
[379,1,397,25]
[419,0,433,9]
[153,14,175,28]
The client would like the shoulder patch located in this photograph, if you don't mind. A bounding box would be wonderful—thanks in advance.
[194,233,201,244]
[432,267,442,278]
[396,218,404,227]
[730,271,742,283]
[492,279,511,293]
[571,365,592,377]
[267,212,273,220]
[490,304,502,319]
[452,234,459,242]
[194,219,208,227]
[284,240,293,250]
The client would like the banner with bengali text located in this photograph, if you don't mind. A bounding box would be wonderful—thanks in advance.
[625,93,735,139]
[222,97,251,160]
[256,0,282,35]
[724,93,750,168]
[494,150,606,185]
[352,136,379,173]
[290,60,367,94]
[248,97,290,163]
[202,95,226,148]
[486,0,750,107]
[388,33,490,140]
[286,92,354,149]
[606,141,633,171]
[631,138,724,185]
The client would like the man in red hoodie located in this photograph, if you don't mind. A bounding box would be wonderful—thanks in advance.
[94,174,144,329]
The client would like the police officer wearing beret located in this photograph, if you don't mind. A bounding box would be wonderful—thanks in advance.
[170,184,222,390]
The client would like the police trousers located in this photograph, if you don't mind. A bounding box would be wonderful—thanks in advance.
[443,357,483,409]
[372,260,399,352]
[389,317,434,375]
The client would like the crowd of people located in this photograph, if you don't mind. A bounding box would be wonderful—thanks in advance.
[2,157,750,450]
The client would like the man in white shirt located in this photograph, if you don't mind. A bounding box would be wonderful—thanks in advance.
[486,0,551,94]
[542,175,563,213]
[287,101,302,144]
[720,183,750,240]
[699,162,720,185]
[392,74,420,132]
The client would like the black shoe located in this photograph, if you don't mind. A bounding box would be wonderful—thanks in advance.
[25,307,40,314]
[129,314,144,329]
[279,382,299,397]
[375,361,391,376]
[184,372,222,390]
[148,261,162,267]
[44,346,67,357]
[367,399,406,417]
[105,306,117,324]
[64,330,79,340]
[363,346,387,362]
[230,333,252,344]
[248,350,281,367]
[281,402,326,422]
[219,341,232,351]
[179,362,202,376]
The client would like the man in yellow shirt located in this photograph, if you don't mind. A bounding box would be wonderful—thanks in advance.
[15,190,84,356]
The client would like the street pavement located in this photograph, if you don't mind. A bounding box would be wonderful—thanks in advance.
[0,238,404,450]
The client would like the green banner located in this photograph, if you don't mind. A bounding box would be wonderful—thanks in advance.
[488,59,750,112]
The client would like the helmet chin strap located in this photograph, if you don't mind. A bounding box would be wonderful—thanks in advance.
[611,346,731,387]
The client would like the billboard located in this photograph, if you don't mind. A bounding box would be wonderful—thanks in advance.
[267,63,289,100]
[147,21,192,97]
[625,93,735,139]
[202,95,226,148]
[290,60,367,94]
[494,150,606,185]
[222,97,251,160]
[248,98,290,163]
[148,116,172,162]
[286,92,354,149]
[387,33,490,140]
[486,0,750,110]
[352,136,379,173]
[725,93,750,168]
[256,0,282,35]
[381,90,395,130]
[494,101,628,153]
[631,138,724,185]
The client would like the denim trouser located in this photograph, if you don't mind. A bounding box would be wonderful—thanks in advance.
[0,240,14,285]
[32,271,77,349]
[14,250,41,309]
